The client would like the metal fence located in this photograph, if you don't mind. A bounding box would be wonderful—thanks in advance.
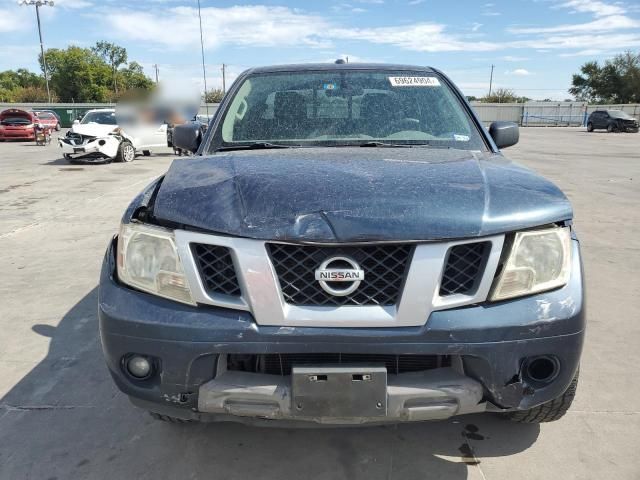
[470,102,640,126]
[2,102,640,128]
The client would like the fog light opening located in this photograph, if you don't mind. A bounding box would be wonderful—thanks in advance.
[126,355,152,379]
[524,356,559,384]
[98,139,106,146]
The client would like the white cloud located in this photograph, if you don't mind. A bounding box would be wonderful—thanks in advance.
[558,48,609,56]
[104,6,501,54]
[555,0,625,18]
[471,22,483,32]
[482,11,501,16]
[0,7,30,32]
[506,68,532,76]
[54,0,93,8]
[502,55,529,61]
[408,0,426,5]
[513,32,640,50]
[332,4,367,13]
[105,6,331,50]
[508,14,640,34]
[330,23,500,52]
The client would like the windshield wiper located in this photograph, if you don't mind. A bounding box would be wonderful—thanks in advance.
[358,141,420,148]
[218,142,299,151]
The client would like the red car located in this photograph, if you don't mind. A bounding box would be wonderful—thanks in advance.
[33,111,61,131]
[0,109,37,141]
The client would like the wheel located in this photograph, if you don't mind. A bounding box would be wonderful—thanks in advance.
[506,370,579,423]
[586,122,594,132]
[142,150,151,156]
[116,140,135,163]
[55,123,61,131]
[149,411,192,424]
[607,123,615,133]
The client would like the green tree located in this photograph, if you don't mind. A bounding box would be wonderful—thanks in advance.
[118,62,154,91]
[569,52,640,103]
[204,88,225,103]
[92,41,128,94]
[13,86,52,102]
[41,46,112,102]
[481,88,519,103]
[0,68,45,90]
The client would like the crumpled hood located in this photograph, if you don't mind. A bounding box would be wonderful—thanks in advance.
[71,123,117,138]
[152,148,573,242]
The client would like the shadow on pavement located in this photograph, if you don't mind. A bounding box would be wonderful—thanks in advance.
[0,288,540,480]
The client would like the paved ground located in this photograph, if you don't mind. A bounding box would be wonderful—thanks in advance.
[0,128,638,480]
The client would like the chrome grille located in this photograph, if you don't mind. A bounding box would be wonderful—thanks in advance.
[439,242,490,296]
[267,243,413,306]
[192,244,241,297]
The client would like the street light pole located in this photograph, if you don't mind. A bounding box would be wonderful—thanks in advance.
[20,0,54,103]
[488,64,495,97]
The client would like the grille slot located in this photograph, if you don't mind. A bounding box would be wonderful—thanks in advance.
[439,242,490,296]
[228,353,450,376]
[192,244,241,297]
[267,243,413,306]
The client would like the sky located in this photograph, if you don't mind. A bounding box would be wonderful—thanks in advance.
[1,0,639,100]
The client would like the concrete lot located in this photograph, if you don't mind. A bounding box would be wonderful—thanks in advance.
[0,128,638,479]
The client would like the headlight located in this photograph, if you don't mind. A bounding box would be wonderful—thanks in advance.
[117,222,195,305]
[491,226,572,301]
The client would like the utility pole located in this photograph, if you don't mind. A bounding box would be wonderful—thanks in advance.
[153,64,159,83]
[221,63,226,93]
[20,0,54,103]
[197,0,209,115]
[488,64,495,97]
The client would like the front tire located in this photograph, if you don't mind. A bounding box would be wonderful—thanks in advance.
[607,123,615,133]
[507,370,579,423]
[586,122,594,132]
[55,123,61,131]
[116,140,135,163]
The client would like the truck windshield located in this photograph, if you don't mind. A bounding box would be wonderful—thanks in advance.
[81,111,117,125]
[217,70,485,150]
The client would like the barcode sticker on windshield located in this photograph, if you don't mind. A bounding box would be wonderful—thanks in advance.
[389,76,441,87]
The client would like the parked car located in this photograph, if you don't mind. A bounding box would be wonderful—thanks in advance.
[33,111,61,131]
[0,108,37,141]
[58,108,168,163]
[36,109,62,125]
[587,109,639,133]
[99,62,584,426]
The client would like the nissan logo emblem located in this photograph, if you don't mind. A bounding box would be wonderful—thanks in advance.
[314,256,365,297]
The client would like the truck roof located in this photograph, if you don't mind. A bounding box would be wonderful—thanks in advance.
[245,63,435,75]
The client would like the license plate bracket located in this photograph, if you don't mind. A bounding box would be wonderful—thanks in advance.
[291,365,387,418]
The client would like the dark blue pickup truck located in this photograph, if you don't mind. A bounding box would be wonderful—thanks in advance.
[98,62,584,425]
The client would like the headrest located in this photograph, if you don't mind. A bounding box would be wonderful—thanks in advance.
[274,91,307,121]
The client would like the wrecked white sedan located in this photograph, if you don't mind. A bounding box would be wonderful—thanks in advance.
[59,109,168,163]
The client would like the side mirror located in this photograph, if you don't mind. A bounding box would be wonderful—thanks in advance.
[489,121,519,149]
[73,119,80,125]
[173,123,202,153]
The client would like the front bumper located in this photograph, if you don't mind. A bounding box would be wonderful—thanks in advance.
[59,135,120,161]
[0,129,35,140]
[99,238,585,424]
